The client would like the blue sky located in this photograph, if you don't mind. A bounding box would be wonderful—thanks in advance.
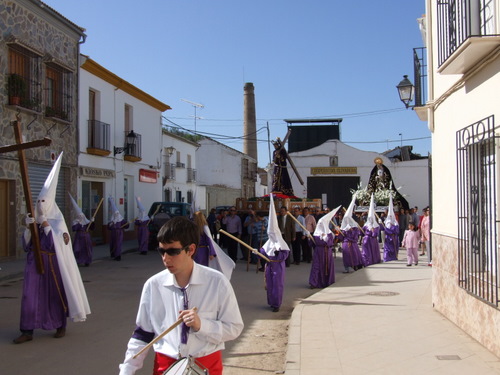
[44,0,428,168]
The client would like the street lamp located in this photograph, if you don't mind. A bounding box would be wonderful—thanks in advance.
[166,146,175,157]
[396,75,415,109]
[114,130,137,155]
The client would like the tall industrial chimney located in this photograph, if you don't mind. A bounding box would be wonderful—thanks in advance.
[243,82,257,161]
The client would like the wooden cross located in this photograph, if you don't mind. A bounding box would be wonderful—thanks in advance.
[0,114,52,274]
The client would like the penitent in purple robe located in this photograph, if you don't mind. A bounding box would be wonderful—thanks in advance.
[108,220,129,258]
[20,227,68,332]
[134,219,149,254]
[260,249,289,309]
[361,226,381,266]
[309,233,336,288]
[383,224,400,262]
[340,227,363,270]
[193,232,217,266]
[72,222,94,266]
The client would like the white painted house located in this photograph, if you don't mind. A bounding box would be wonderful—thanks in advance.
[161,129,205,211]
[196,137,257,210]
[410,0,500,358]
[78,55,170,242]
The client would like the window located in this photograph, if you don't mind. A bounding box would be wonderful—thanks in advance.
[45,63,73,121]
[125,104,133,132]
[7,45,41,111]
[456,115,499,306]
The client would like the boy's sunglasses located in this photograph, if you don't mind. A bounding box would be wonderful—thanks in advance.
[157,245,190,256]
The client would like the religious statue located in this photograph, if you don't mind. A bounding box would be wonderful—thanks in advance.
[367,157,409,210]
[271,137,295,197]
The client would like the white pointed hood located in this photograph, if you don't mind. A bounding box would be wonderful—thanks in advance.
[205,225,236,280]
[385,194,398,228]
[108,196,123,223]
[261,194,290,256]
[365,194,379,230]
[135,196,149,221]
[37,153,90,322]
[340,195,358,231]
[69,193,90,225]
[314,205,341,240]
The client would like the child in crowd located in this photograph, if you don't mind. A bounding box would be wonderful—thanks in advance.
[401,222,420,266]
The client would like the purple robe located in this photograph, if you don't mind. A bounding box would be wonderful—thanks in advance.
[309,233,335,288]
[340,228,363,269]
[193,232,217,267]
[259,248,289,309]
[134,219,149,254]
[361,226,381,266]
[20,227,68,332]
[108,220,129,258]
[383,224,399,262]
[72,222,94,265]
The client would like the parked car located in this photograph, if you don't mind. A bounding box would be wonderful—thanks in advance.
[147,202,192,249]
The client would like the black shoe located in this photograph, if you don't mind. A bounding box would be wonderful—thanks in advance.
[140,252,147,255]
[239,257,246,260]
[258,267,265,272]
[54,327,66,338]
[272,307,279,312]
[13,334,33,344]
[406,264,411,267]
[114,256,121,261]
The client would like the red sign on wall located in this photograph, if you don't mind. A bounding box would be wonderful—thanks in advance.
[139,169,158,183]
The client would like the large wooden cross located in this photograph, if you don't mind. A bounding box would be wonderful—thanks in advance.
[0,114,52,274]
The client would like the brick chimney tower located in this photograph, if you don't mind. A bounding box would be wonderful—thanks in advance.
[243,82,257,161]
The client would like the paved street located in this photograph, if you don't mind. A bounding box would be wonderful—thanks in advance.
[0,243,344,374]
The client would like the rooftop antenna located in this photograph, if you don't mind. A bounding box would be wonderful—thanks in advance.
[181,99,204,134]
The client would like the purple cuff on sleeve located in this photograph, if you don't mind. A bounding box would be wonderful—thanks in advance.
[132,326,154,343]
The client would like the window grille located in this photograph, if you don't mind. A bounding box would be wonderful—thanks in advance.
[7,45,42,111]
[456,115,499,306]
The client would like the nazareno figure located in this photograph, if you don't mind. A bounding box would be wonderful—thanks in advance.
[271,138,294,196]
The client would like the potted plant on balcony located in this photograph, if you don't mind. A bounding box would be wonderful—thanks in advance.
[7,74,26,106]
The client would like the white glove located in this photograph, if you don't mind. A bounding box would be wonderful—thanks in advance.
[25,213,35,226]
[304,230,311,237]
[90,217,95,222]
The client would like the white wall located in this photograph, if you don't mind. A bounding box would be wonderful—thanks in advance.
[196,138,243,189]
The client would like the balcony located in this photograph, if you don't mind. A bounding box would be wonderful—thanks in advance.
[164,162,176,181]
[87,120,111,156]
[187,168,197,182]
[437,0,500,74]
[6,73,42,113]
[413,47,428,121]
[176,161,185,168]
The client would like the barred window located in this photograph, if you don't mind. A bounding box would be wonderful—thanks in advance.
[456,115,499,306]
[7,45,42,111]
[45,63,73,121]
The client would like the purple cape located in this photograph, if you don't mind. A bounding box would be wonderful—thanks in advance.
[260,248,289,309]
[361,226,381,266]
[383,225,399,262]
[309,233,336,288]
[72,222,94,265]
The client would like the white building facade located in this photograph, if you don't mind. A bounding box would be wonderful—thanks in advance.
[196,137,257,211]
[161,129,205,211]
[418,0,500,357]
[78,56,170,243]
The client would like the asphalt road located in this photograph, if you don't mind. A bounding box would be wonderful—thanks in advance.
[0,248,348,374]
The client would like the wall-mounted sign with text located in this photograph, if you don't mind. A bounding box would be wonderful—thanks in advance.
[310,167,357,175]
[139,169,158,183]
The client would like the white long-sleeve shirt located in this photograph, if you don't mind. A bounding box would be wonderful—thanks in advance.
[119,262,243,374]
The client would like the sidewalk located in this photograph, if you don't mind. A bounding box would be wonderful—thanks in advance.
[0,240,139,283]
[285,259,500,375]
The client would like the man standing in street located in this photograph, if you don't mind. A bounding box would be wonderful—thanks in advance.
[119,216,243,375]
[302,207,317,263]
[222,206,242,262]
[278,206,295,267]
[291,207,304,265]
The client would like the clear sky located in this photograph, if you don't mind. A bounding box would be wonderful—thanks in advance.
[43,0,428,168]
